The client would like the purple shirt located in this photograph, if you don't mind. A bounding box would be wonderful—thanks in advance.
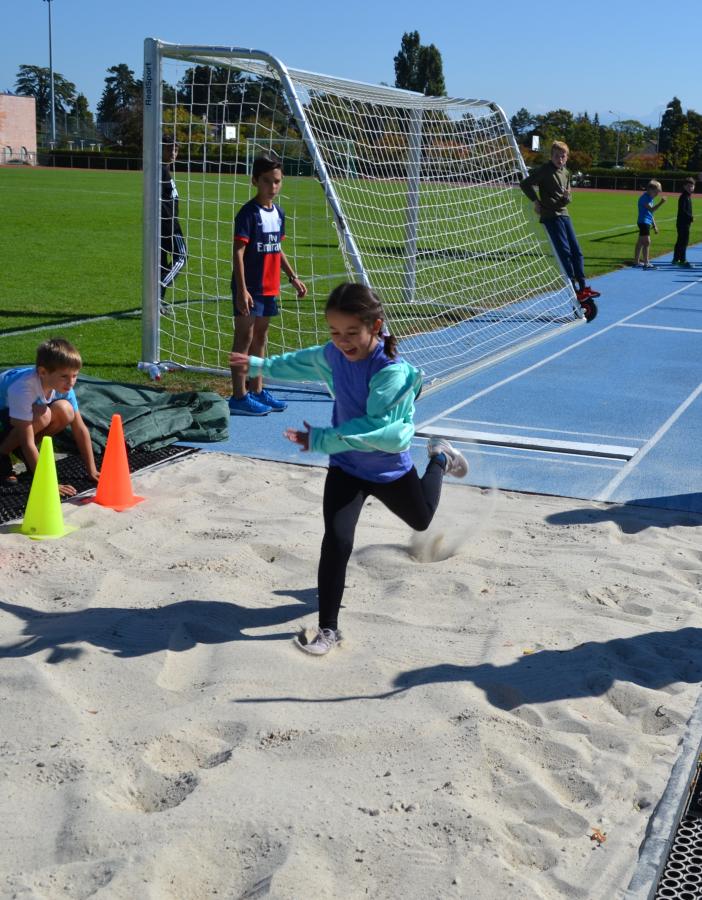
[324,342,414,483]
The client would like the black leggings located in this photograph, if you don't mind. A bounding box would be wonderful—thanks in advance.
[317,459,445,630]
[674,222,690,263]
[160,221,188,299]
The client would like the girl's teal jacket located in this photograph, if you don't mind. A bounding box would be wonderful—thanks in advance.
[248,345,423,457]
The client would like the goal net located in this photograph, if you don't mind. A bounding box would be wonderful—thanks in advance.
[142,40,582,386]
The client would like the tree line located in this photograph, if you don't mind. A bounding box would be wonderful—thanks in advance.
[511,100,702,171]
[8,34,702,172]
[10,30,446,150]
[12,62,142,146]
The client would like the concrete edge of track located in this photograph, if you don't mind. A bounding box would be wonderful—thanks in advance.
[624,692,702,898]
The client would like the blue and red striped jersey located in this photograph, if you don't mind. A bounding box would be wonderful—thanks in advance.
[234,199,286,297]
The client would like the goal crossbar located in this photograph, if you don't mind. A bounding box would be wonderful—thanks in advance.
[142,38,581,387]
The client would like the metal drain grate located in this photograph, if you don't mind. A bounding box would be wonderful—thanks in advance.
[0,445,198,526]
[656,759,702,898]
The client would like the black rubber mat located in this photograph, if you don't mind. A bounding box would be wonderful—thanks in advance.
[655,757,702,898]
[0,445,198,526]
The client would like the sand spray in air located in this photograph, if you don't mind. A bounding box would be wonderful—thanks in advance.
[409,475,499,562]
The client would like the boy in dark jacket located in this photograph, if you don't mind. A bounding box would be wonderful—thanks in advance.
[673,178,695,268]
[160,140,187,315]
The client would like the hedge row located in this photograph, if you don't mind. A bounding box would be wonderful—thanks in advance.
[585,167,700,180]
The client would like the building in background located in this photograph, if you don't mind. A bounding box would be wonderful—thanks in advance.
[0,94,37,165]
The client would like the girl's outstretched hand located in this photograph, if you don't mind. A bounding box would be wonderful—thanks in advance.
[229,352,250,372]
[284,420,311,451]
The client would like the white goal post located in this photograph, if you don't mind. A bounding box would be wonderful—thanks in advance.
[142,39,582,386]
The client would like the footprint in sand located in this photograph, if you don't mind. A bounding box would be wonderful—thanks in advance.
[582,587,652,617]
[618,600,653,616]
[143,726,238,771]
[101,725,241,813]
[283,479,321,505]
[112,766,199,814]
[23,860,118,899]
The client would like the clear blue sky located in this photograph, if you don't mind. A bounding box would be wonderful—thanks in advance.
[2,0,699,127]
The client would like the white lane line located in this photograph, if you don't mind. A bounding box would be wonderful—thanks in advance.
[0,185,134,198]
[416,277,702,431]
[411,440,620,470]
[416,425,636,459]
[577,216,675,239]
[443,417,645,443]
[1,309,141,339]
[619,323,702,335]
[596,379,702,502]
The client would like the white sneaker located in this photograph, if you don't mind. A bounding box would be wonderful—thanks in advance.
[295,627,341,656]
[427,437,469,478]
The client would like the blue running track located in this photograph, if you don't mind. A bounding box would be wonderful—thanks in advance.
[187,244,702,515]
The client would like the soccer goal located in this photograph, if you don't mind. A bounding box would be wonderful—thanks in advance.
[142,39,582,387]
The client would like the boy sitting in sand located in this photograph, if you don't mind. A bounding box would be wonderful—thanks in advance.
[0,338,99,496]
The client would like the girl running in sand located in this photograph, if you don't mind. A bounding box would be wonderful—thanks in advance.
[229,282,468,656]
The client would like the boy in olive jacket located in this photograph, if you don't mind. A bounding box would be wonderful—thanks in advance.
[520,140,600,304]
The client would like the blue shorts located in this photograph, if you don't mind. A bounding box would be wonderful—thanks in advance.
[233,295,279,318]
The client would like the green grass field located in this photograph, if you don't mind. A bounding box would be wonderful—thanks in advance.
[0,166,685,392]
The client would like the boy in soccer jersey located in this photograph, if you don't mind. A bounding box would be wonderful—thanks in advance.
[228,155,308,416]
[0,338,99,496]
[634,180,667,269]
[519,141,600,305]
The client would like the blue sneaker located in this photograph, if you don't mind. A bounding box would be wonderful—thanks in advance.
[251,388,288,412]
[228,393,270,416]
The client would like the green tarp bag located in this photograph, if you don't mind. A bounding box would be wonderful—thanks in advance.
[54,375,230,453]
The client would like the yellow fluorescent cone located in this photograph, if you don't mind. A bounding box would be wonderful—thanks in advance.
[15,437,77,540]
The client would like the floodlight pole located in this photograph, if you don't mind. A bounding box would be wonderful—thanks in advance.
[43,0,56,144]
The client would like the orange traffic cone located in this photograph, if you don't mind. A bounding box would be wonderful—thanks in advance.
[93,414,145,511]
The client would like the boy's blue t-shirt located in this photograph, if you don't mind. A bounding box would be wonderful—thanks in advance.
[638,192,655,225]
[0,367,79,418]
[324,342,414,483]
[233,199,286,297]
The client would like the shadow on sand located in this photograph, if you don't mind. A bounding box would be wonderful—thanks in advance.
[0,589,316,664]
[545,494,702,531]
[237,627,702,710]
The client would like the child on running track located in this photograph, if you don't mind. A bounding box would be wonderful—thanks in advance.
[229,281,468,656]
[673,177,695,268]
[634,180,667,269]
